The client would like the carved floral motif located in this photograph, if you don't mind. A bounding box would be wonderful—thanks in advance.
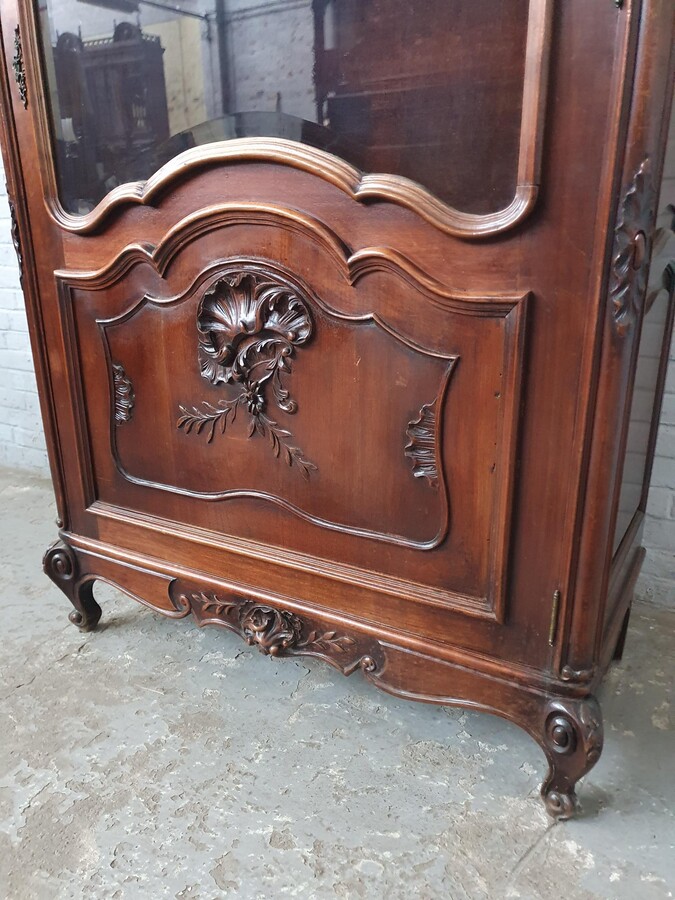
[176,590,377,673]
[610,158,657,336]
[112,363,135,424]
[405,401,439,487]
[12,26,27,109]
[178,271,317,479]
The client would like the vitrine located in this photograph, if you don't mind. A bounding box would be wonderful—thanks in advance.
[1,0,673,819]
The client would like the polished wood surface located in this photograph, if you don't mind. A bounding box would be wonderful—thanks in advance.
[1,0,674,820]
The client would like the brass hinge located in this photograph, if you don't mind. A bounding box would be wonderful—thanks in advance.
[548,590,562,646]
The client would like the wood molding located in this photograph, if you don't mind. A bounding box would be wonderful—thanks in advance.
[58,202,528,315]
[89,499,503,622]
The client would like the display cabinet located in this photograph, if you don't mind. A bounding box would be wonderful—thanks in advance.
[1,0,673,819]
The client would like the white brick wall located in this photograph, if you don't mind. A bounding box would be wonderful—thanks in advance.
[0,144,673,602]
[0,168,49,473]
[639,325,675,606]
[637,99,675,606]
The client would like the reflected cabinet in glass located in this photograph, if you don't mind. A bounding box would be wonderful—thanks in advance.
[37,0,533,215]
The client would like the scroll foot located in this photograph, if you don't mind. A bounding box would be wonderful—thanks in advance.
[540,696,603,821]
[43,540,102,631]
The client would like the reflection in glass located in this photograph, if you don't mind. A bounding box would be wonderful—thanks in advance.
[38,0,529,215]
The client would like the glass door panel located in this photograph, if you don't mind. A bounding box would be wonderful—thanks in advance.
[37,0,531,215]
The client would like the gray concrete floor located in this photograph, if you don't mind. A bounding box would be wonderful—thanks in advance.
[0,468,674,900]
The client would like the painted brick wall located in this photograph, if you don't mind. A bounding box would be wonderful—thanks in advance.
[638,97,675,605]
[639,317,675,605]
[0,171,49,473]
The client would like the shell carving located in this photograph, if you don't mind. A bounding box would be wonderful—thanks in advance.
[197,272,312,393]
[178,269,317,478]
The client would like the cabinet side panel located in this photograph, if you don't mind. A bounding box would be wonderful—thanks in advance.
[567,0,675,677]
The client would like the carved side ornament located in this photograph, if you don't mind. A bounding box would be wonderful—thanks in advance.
[610,158,657,336]
[6,184,23,285]
[112,363,135,424]
[178,270,317,479]
[405,401,439,488]
[12,26,28,109]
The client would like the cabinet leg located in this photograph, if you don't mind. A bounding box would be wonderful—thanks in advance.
[540,696,603,820]
[43,540,102,632]
[613,604,632,661]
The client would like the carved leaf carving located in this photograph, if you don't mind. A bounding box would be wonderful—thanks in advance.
[405,401,439,488]
[190,591,240,617]
[6,185,23,286]
[12,26,28,109]
[610,158,657,336]
[178,270,317,477]
[112,363,135,424]
[177,590,375,674]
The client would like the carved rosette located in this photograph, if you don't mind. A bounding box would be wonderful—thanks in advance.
[178,270,317,478]
[405,401,439,487]
[610,158,657,336]
[541,696,603,820]
[12,26,28,109]
[173,589,377,675]
[112,363,135,424]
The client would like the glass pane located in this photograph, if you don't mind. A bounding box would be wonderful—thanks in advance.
[613,286,672,554]
[37,0,529,215]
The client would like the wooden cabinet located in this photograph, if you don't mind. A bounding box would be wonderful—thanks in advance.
[1,0,673,819]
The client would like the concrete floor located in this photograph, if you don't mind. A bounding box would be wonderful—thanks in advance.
[0,468,674,900]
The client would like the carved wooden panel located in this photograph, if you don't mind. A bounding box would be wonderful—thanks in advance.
[58,205,527,620]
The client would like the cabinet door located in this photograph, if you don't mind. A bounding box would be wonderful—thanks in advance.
[3,0,631,671]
